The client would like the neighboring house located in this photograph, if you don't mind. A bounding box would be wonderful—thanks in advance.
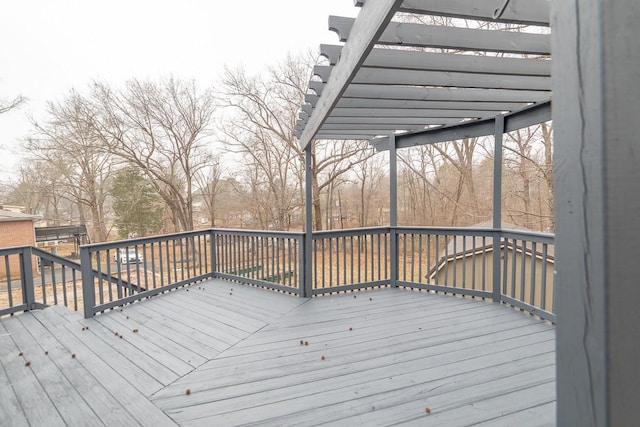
[0,209,42,279]
[428,221,555,311]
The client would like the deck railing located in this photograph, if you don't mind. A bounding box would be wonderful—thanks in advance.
[1,226,555,322]
[311,227,391,294]
[0,246,82,316]
[211,229,304,295]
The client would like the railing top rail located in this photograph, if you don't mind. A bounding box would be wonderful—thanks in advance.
[313,226,391,238]
[394,225,554,241]
[500,228,555,243]
[31,247,81,269]
[211,228,304,239]
[80,229,213,252]
[0,245,32,255]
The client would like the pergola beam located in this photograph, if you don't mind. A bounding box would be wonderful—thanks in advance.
[371,100,550,150]
[298,0,404,149]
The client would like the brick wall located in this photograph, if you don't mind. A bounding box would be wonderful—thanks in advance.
[0,220,36,280]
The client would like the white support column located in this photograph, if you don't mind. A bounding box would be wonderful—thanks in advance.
[552,1,640,425]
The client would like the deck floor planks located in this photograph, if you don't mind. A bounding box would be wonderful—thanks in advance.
[200,295,538,366]
[179,363,555,426]
[122,300,229,356]
[29,308,178,426]
[73,313,180,387]
[176,315,552,387]
[102,305,208,367]
[3,315,104,427]
[0,323,35,427]
[92,313,195,377]
[471,401,557,427]
[0,319,67,427]
[16,312,136,426]
[163,291,267,332]
[229,290,493,341]
[218,298,507,354]
[151,295,554,410]
[151,293,258,340]
[153,328,554,417]
[3,284,557,426]
[36,308,165,396]
[259,357,556,427]
[147,296,253,346]
[184,311,546,391]
[179,281,304,323]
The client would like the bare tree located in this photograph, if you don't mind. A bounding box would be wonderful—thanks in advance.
[218,52,374,230]
[194,155,224,227]
[502,123,554,231]
[91,77,216,231]
[26,91,113,241]
[7,161,68,222]
[351,150,388,227]
[0,94,25,115]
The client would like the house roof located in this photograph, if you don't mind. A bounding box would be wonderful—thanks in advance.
[0,209,42,223]
[295,0,551,149]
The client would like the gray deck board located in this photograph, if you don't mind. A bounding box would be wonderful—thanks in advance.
[0,319,67,427]
[15,313,134,426]
[2,280,556,426]
[29,308,177,426]
[2,315,104,427]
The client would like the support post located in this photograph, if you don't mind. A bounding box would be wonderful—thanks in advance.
[80,246,95,318]
[553,1,640,425]
[209,229,216,279]
[21,247,36,310]
[389,132,398,287]
[492,115,504,303]
[302,144,314,298]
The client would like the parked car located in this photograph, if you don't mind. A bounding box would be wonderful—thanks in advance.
[114,248,144,265]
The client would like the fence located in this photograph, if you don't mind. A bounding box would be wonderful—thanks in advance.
[1,226,555,322]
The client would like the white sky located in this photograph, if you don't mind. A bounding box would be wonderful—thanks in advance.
[0,0,359,182]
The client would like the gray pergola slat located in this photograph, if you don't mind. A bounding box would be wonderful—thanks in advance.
[396,0,550,26]
[364,48,551,76]
[335,98,525,111]
[349,68,551,91]
[319,123,446,131]
[340,85,551,103]
[322,45,551,76]
[298,0,405,149]
[330,16,550,55]
[331,107,500,119]
[315,132,380,139]
[324,116,462,125]
[313,65,551,90]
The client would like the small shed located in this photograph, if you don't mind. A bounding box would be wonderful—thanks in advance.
[428,222,554,309]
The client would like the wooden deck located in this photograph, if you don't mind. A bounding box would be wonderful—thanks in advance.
[0,280,556,426]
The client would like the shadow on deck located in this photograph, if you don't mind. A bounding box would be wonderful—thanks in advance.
[0,280,555,426]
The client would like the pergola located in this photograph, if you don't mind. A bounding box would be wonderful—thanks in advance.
[295,1,639,425]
